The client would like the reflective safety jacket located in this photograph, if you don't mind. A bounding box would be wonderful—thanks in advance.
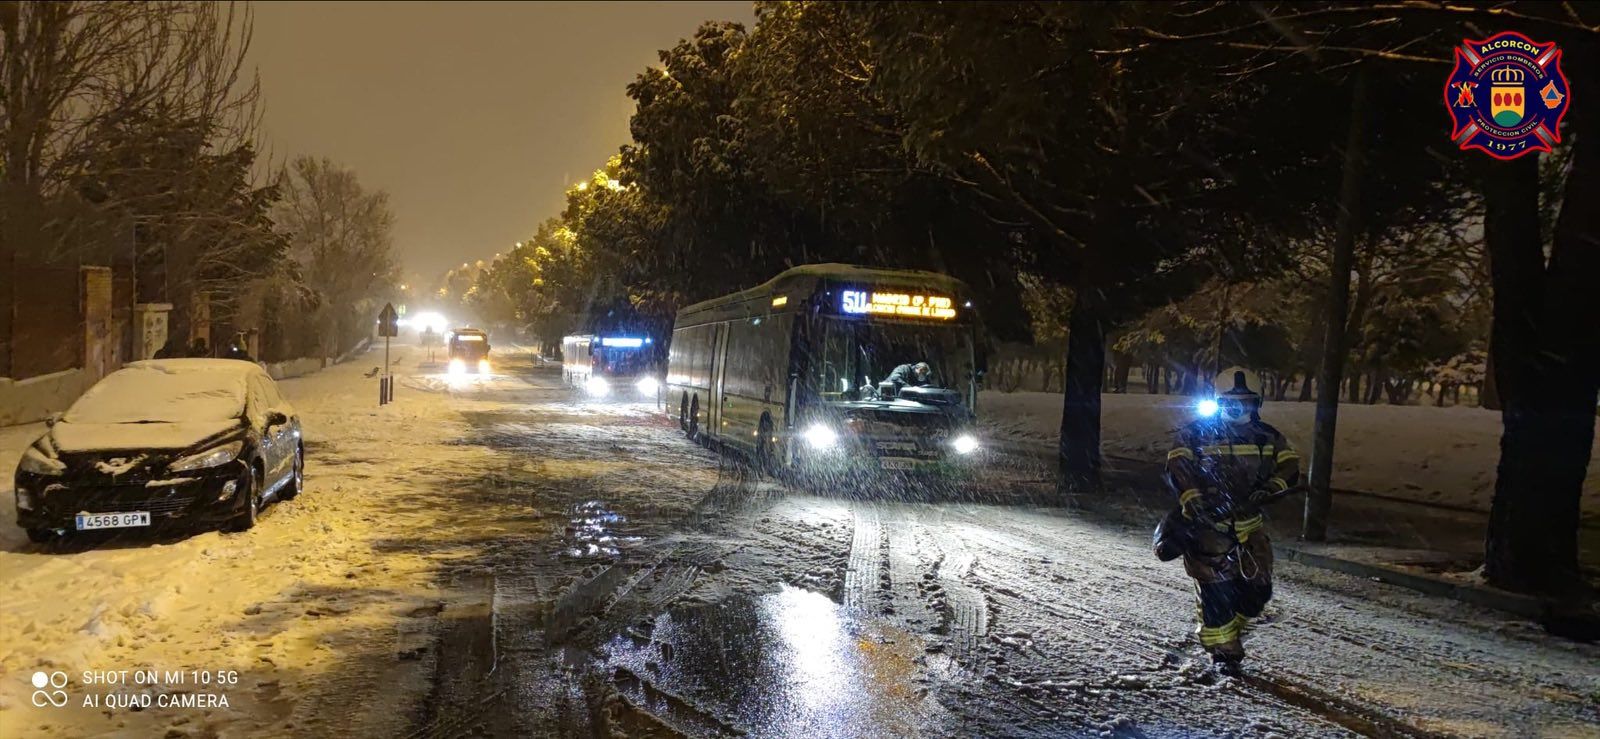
[1164,418,1300,543]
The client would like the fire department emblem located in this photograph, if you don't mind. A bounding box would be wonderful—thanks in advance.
[1445,32,1570,160]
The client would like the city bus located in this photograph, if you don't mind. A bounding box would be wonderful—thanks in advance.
[446,327,491,374]
[667,263,982,474]
[562,333,660,399]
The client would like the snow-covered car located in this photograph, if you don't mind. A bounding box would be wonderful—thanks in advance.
[14,359,303,542]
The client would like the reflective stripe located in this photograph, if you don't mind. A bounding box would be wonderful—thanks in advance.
[1276,449,1300,463]
[1199,444,1275,457]
[1198,619,1241,646]
[1167,447,1195,461]
[1233,514,1265,542]
[1268,476,1289,492]
[1179,489,1201,505]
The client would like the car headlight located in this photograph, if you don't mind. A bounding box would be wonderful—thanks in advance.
[477,359,491,373]
[635,377,660,395]
[951,434,980,455]
[803,424,839,450]
[585,376,610,397]
[168,441,243,472]
[18,446,65,476]
[448,358,466,375]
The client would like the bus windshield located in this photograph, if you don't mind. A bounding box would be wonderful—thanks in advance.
[813,317,974,404]
[596,345,650,376]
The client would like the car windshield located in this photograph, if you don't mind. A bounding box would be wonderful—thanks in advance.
[63,368,245,424]
[812,317,973,403]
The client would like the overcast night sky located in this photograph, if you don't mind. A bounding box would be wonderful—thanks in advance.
[248,1,754,280]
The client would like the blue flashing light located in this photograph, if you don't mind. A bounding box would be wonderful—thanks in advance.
[1196,399,1220,418]
[599,337,645,348]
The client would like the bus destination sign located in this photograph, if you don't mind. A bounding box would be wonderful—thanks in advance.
[841,289,957,320]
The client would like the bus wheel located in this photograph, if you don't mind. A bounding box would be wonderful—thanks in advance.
[755,415,775,476]
[679,393,689,431]
[687,395,700,440]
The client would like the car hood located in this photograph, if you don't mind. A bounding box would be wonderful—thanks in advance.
[50,420,242,453]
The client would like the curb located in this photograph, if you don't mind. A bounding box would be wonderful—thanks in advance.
[1274,544,1547,620]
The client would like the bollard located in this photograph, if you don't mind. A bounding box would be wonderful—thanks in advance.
[379,376,388,406]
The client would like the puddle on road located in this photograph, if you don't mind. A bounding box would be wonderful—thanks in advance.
[601,585,930,737]
[564,500,643,560]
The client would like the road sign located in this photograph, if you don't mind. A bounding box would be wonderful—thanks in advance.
[378,303,399,338]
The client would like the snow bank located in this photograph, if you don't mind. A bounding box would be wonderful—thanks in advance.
[0,369,95,426]
[978,391,1600,514]
[264,357,323,380]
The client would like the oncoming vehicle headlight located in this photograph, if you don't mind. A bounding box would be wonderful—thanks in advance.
[168,441,243,472]
[477,358,491,373]
[635,377,659,395]
[585,376,610,397]
[951,434,980,455]
[448,358,466,375]
[803,424,839,450]
[18,446,65,476]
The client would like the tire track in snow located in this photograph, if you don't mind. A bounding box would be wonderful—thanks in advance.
[844,506,884,613]
[921,514,989,669]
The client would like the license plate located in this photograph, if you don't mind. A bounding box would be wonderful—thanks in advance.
[75,512,152,530]
[879,457,918,470]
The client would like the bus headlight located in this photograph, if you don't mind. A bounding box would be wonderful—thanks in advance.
[951,434,980,455]
[635,377,659,395]
[585,377,610,397]
[448,358,466,375]
[803,424,839,450]
[478,359,491,373]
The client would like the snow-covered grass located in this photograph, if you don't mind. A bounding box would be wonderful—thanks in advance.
[979,391,1600,515]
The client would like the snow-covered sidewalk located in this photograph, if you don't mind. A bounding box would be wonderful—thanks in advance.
[0,348,502,738]
[979,390,1600,516]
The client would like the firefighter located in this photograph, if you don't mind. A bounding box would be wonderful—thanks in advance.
[884,361,933,394]
[1155,367,1300,670]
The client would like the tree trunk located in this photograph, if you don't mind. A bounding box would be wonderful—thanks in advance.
[1298,375,1314,402]
[1435,382,1449,407]
[1306,69,1367,542]
[1481,350,1502,410]
[1347,372,1361,403]
[1482,84,1600,597]
[1366,369,1385,405]
[1059,286,1107,493]
[1114,360,1131,394]
[1146,363,1159,394]
[1162,366,1172,394]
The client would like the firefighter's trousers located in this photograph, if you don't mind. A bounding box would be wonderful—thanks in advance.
[1184,521,1273,661]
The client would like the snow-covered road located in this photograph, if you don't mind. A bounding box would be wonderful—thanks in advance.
[1,348,1595,738]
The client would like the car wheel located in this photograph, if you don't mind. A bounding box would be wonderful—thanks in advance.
[226,464,261,532]
[687,395,700,440]
[281,445,304,500]
[25,527,60,545]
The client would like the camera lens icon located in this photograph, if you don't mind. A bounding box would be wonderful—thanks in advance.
[31,671,68,707]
